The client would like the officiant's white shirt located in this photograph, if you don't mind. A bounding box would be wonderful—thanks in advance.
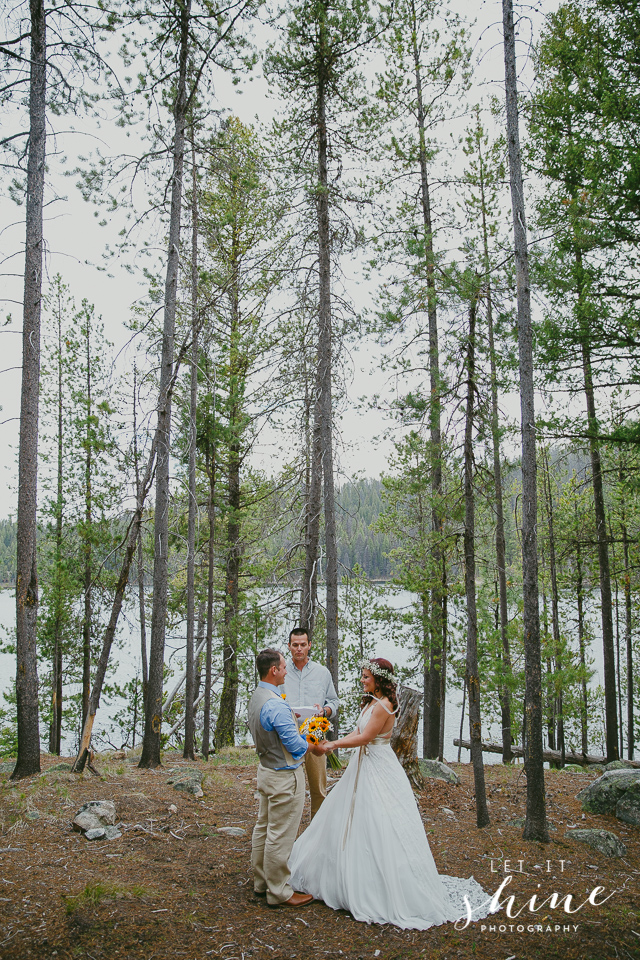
[284,658,340,719]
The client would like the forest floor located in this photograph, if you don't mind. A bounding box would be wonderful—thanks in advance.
[0,749,638,960]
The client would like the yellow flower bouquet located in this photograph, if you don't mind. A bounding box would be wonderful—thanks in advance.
[300,715,342,769]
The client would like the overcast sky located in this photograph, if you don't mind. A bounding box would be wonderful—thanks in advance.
[0,0,549,520]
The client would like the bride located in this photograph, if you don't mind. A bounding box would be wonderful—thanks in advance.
[288,657,491,930]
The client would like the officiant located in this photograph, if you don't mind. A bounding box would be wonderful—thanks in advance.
[284,627,339,819]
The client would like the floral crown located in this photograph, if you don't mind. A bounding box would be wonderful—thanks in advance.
[359,658,396,684]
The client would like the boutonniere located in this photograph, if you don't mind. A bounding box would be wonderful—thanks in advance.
[281,693,287,700]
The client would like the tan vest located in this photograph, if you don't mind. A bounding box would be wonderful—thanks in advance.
[248,685,300,770]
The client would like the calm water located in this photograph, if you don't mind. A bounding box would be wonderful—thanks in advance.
[0,586,609,761]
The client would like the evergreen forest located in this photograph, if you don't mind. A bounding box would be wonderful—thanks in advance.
[1,0,639,840]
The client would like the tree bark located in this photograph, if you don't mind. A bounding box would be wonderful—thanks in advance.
[315,11,339,728]
[542,447,564,765]
[463,288,490,829]
[202,410,216,760]
[622,518,634,760]
[13,0,46,780]
[581,335,618,761]
[391,686,424,790]
[73,439,157,771]
[300,382,322,640]
[139,0,191,769]
[133,365,148,716]
[410,0,443,759]
[502,0,548,841]
[49,291,65,756]
[82,311,93,730]
[574,521,589,756]
[184,134,199,761]
[477,129,512,763]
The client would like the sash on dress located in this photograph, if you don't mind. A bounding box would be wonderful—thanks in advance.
[342,698,397,849]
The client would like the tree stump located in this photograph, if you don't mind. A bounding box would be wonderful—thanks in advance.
[391,686,424,790]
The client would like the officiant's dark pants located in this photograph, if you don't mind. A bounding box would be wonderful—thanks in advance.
[252,763,305,905]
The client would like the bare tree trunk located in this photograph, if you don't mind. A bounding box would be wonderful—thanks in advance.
[315,22,339,727]
[542,447,564,765]
[73,439,157,771]
[581,337,618,761]
[184,134,199,761]
[610,520,624,758]
[391,686,424,790]
[477,132,512,763]
[410,0,443,758]
[49,291,65,756]
[82,313,93,730]
[13,0,46,780]
[300,385,322,640]
[463,288,490,829]
[502,0,548,840]
[575,525,589,756]
[202,424,216,760]
[133,364,148,716]
[622,518,634,760]
[139,0,191,769]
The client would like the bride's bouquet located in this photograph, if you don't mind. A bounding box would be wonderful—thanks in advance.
[300,715,342,770]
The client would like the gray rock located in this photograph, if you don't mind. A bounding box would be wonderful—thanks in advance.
[172,779,203,797]
[507,817,526,828]
[47,763,73,773]
[576,769,640,815]
[217,826,246,837]
[563,764,585,773]
[565,828,627,858]
[417,760,460,785]
[104,826,122,840]
[73,800,117,833]
[25,811,39,821]
[615,780,640,826]
[84,828,106,841]
[603,760,634,771]
[0,762,15,774]
[167,768,203,785]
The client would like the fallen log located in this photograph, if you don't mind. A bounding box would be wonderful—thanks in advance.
[453,738,640,769]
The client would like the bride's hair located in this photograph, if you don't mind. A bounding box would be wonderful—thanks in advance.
[360,657,398,712]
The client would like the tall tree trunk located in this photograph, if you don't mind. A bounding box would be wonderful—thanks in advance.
[622,518,634,760]
[575,523,589,756]
[73,439,157,770]
[580,336,618,761]
[49,291,65,756]
[139,0,191,769]
[542,447,564,765]
[184,134,199,761]
[202,403,216,760]
[477,132,512,763]
[13,0,46,780]
[300,379,322,640]
[82,313,93,730]
[315,15,339,725]
[133,365,148,715]
[502,0,548,840]
[410,0,443,758]
[610,520,624,758]
[463,288,489,829]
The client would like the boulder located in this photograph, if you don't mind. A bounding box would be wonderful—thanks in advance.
[565,828,627,858]
[168,768,204,797]
[217,826,246,837]
[84,828,106,841]
[73,800,117,833]
[418,760,460,785]
[576,769,640,815]
[563,764,585,773]
[603,760,634,771]
[615,780,640,826]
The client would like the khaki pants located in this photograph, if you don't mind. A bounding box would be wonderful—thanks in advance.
[252,764,305,905]
[304,748,327,819]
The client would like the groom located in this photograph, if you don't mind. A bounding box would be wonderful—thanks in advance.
[248,648,330,907]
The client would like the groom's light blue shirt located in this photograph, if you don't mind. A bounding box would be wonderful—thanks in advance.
[258,681,308,769]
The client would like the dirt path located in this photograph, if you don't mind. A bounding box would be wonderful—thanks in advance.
[0,751,638,960]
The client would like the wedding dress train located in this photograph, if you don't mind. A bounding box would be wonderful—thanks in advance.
[289,701,492,930]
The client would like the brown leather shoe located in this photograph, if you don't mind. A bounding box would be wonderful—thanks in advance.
[269,891,314,908]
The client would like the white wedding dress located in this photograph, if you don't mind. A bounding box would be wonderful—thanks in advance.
[289,701,492,930]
